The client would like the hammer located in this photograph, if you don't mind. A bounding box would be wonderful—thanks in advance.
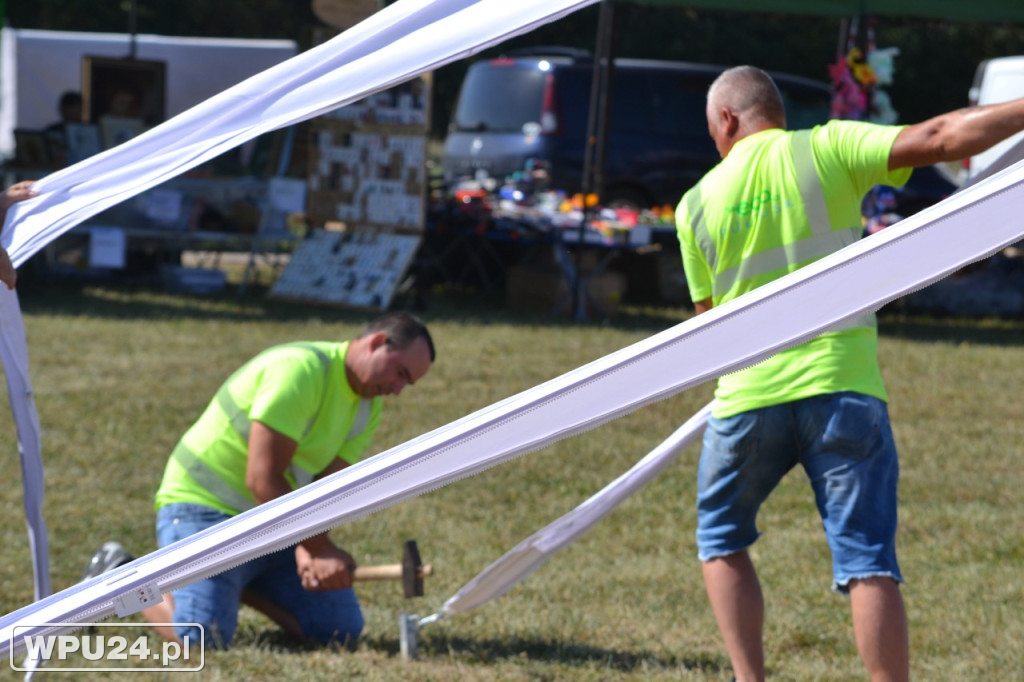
[353,539,433,598]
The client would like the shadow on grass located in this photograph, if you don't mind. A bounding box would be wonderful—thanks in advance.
[233,628,724,675]
[878,308,1024,347]
[19,278,1024,346]
[367,631,725,675]
[16,279,365,324]
[15,278,687,334]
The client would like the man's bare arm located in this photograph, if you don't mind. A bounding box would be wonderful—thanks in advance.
[694,297,713,315]
[889,99,1024,170]
[245,421,298,503]
[245,421,357,591]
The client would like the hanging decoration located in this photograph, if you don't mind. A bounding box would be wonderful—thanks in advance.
[829,15,899,124]
[831,15,904,234]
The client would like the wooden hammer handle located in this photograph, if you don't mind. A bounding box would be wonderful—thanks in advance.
[352,563,433,581]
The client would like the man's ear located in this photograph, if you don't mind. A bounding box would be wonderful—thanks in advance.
[367,331,389,351]
[723,108,740,138]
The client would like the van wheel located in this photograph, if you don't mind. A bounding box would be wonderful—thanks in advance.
[602,187,649,210]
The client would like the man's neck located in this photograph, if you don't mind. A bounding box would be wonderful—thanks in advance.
[723,121,784,157]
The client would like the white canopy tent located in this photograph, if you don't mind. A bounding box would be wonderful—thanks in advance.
[1,0,1023,664]
[0,1,604,654]
[0,28,297,158]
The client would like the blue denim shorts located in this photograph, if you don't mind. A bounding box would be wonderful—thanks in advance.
[156,503,364,648]
[696,392,903,593]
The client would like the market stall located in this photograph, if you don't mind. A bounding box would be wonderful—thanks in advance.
[0,28,302,285]
[269,75,431,310]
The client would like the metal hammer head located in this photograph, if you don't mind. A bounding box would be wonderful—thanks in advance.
[402,539,423,598]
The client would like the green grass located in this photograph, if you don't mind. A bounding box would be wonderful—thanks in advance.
[0,280,1021,680]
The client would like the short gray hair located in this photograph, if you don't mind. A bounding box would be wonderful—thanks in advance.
[707,66,785,125]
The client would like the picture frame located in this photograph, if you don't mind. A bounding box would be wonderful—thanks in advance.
[82,56,166,127]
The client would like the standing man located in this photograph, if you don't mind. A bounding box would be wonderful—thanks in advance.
[87,312,435,649]
[675,65,1024,682]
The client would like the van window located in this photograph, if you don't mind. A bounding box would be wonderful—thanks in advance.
[651,73,715,139]
[559,69,709,139]
[452,64,546,133]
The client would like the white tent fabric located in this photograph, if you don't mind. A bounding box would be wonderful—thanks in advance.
[416,141,1024,626]
[0,0,601,644]
[0,288,48,677]
[423,402,712,623]
[2,0,1024,660]
[4,151,1024,654]
[0,286,47,602]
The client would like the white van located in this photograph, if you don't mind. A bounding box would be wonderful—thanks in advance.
[966,56,1024,180]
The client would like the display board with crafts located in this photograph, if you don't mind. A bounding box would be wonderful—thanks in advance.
[269,73,430,310]
[269,227,420,309]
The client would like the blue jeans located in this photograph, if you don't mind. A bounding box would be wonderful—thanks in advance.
[156,503,364,648]
[696,392,903,593]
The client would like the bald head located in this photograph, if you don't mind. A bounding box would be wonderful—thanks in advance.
[704,66,786,157]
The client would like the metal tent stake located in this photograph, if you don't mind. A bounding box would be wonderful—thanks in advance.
[399,612,419,659]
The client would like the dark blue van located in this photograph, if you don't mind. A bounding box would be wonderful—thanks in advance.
[441,50,833,207]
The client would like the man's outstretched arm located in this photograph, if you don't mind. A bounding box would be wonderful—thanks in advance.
[889,98,1024,170]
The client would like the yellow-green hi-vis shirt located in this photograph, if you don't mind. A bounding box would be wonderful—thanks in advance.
[155,341,381,515]
[676,121,912,419]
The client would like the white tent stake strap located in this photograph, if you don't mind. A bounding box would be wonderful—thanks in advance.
[425,403,712,624]
[4,155,1024,655]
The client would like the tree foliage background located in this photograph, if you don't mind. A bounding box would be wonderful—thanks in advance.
[6,1,1024,138]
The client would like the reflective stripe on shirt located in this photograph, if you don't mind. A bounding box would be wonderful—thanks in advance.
[688,130,874,331]
[685,186,717,272]
[173,344,373,513]
[171,441,258,513]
